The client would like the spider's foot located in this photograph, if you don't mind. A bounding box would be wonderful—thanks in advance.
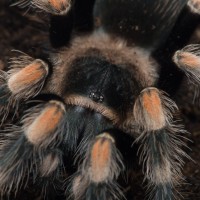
[71,132,124,200]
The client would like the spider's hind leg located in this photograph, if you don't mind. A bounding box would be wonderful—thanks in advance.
[133,87,189,199]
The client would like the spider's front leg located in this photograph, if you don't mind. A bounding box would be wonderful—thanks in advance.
[133,87,189,199]
[0,99,66,197]
[0,53,49,122]
[0,51,66,197]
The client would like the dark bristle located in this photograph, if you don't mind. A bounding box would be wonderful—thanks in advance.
[85,183,112,200]
[63,106,114,153]
[152,184,173,200]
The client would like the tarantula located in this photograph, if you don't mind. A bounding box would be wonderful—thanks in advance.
[0,0,200,199]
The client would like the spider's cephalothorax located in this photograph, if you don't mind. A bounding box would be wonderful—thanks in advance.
[0,0,200,199]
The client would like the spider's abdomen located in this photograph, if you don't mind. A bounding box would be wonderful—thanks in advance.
[94,0,187,49]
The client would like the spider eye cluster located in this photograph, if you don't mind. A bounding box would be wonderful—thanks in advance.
[89,91,104,103]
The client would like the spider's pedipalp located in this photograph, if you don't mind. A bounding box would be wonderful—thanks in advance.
[0,53,49,122]
[133,87,189,199]
[0,100,66,197]
[173,44,200,85]
[71,132,124,200]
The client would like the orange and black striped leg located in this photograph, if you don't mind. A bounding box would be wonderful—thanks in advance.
[0,52,49,122]
[133,87,189,200]
[0,100,66,197]
[70,132,124,200]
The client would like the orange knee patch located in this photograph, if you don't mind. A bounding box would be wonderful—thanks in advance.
[141,89,166,130]
[174,51,200,69]
[25,101,65,145]
[49,0,70,11]
[143,90,162,118]
[8,59,48,94]
[90,135,113,183]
